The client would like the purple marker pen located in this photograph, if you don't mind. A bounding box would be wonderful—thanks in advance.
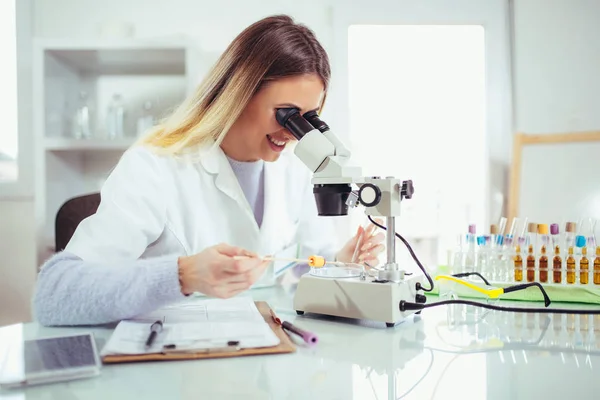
[282,321,318,345]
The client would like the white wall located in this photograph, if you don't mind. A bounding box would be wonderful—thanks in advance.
[33,0,335,54]
[512,0,600,133]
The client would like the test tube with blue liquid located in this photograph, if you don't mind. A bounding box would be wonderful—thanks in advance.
[476,235,487,278]
[578,220,593,285]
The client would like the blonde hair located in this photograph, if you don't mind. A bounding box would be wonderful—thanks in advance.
[139,15,330,156]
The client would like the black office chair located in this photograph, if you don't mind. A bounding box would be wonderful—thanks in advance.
[54,192,101,252]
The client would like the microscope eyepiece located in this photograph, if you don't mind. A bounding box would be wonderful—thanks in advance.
[276,108,349,216]
[303,110,329,133]
[275,108,314,140]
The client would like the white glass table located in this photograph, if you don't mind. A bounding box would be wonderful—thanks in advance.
[2,284,600,399]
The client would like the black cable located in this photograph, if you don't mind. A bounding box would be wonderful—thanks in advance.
[452,272,491,286]
[451,273,552,307]
[367,216,434,292]
[503,282,551,307]
[400,298,600,315]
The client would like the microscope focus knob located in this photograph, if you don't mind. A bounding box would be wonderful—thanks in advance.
[401,180,414,199]
[358,183,381,207]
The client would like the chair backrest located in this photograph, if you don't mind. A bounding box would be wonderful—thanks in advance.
[55,192,101,252]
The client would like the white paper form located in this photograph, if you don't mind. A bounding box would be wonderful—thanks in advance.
[100,298,280,356]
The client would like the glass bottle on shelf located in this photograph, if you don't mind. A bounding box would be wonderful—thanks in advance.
[136,100,155,137]
[71,91,92,139]
[106,93,126,139]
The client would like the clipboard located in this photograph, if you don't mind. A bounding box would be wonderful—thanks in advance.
[101,302,296,364]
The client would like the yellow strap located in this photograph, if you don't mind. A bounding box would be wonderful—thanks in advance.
[435,275,504,298]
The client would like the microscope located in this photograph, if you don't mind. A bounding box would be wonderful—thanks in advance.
[276,108,427,327]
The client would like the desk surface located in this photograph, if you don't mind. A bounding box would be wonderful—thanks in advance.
[2,285,600,400]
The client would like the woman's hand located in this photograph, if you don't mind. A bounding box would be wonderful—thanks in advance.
[336,219,386,266]
[177,243,269,298]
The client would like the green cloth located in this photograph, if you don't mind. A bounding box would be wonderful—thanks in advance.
[426,275,600,305]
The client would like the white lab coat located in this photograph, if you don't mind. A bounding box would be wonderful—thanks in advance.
[65,142,340,287]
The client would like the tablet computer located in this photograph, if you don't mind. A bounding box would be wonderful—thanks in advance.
[0,333,101,389]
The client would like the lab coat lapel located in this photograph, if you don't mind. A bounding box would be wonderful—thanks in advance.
[198,143,257,228]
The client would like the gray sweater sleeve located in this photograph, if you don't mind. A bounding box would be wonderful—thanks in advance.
[33,251,186,326]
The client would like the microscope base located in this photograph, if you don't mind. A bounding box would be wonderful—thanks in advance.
[293,273,425,326]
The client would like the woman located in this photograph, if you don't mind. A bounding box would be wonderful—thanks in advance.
[33,15,385,326]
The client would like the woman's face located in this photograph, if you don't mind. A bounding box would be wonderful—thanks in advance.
[222,74,325,162]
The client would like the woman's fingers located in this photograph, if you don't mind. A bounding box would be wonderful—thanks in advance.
[358,244,385,262]
[360,232,385,252]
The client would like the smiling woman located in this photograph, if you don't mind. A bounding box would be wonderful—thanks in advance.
[33,14,386,327]
[0,0,18,182]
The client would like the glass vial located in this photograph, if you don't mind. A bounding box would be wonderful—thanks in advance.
[594,246,600,285]
[538,224,549,283]
[581,247,589,284]
[539,245,548,283]
[553,245,562,284]
[527,244,535,282]
[526,223,538,282]
[514,244,523,282]
[106,93,126,139]
[567,247,576,284]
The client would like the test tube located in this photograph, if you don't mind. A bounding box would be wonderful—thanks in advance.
[576,220,586,258]
[566,222,577,249]
[489,224,499,279]
[501,235,513,282]
[490,224,499,247]
[464,224,477,273]
[452,234,466,273]
[507,217,518,242]
[497,217,507,245]
[587,218,597,251]
[520,217,529,239]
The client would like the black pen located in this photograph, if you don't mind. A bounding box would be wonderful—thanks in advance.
[145,320,163,350]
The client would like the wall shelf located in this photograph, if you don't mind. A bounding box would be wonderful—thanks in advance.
[34,38,190,75]
[33,37,203,265]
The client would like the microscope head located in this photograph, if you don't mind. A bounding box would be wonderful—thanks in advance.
[276,108,358,216]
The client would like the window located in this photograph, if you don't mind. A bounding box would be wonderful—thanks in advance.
[0,0,18,182]
[347,25,487,267]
